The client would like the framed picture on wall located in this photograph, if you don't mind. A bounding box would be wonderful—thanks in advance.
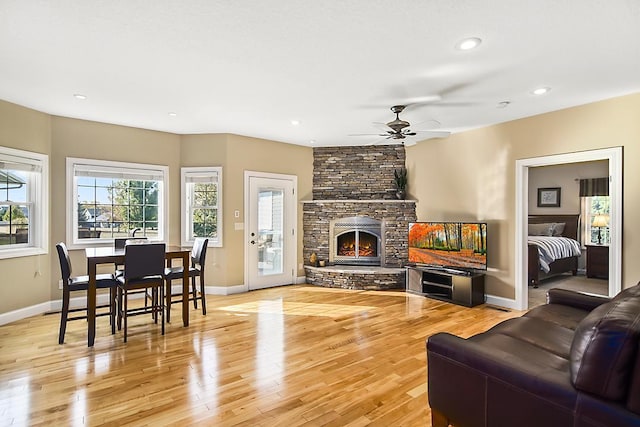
[537,187,561,207]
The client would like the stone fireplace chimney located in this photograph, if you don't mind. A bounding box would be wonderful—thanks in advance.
[302,145,416,273]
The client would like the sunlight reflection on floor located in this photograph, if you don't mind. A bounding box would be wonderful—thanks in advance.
[219,300,376,318]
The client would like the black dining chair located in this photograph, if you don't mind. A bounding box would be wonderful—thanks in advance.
[164,237,208,323]
[56,242,118,344]
[116,242,166,342]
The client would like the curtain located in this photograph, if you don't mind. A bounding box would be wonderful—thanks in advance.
[579,177,609,197]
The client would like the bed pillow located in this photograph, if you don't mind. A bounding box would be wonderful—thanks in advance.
[528,223,554,236]
[551,222,566,236]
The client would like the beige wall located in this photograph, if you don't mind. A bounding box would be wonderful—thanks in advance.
[2,92,639,314]
[407,92,640,299]
[0,100,313,315]
[181,133,313,287]
[528,160,608,215]
[49,116,183,301]
[0,101,52,313]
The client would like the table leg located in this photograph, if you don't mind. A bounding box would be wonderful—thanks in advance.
[88,260,97,347]
[182,252,189,327]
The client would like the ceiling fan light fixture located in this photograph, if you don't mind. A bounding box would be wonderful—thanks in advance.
[456,37,482,51]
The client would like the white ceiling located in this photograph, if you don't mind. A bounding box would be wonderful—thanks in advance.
[1,1,639,147]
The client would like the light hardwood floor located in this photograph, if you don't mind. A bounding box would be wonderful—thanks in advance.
[0,285,523,426]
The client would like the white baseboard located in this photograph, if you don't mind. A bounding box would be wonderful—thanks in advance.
[169,284,247,296]
[484,294,519,310]
[296,275,307,284]
[0,293,114,326]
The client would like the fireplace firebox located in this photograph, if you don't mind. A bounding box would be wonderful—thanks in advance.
[329,216,383,266]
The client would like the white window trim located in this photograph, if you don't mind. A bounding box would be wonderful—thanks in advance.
[181,166,223,247]
[66,157,169,249]
[0,146,48,259]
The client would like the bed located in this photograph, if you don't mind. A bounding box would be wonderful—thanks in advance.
[527,214,581,288]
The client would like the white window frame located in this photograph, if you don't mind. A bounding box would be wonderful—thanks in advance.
[66,157,169,249]
[181,167,222,247]
[0,146,48,259]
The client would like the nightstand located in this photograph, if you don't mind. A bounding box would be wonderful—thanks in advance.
[585,244,609,279]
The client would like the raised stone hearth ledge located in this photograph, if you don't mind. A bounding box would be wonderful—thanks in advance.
[305,265,406,291]
[301,199,417,204]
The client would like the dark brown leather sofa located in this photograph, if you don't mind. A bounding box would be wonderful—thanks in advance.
[427,284,640,427]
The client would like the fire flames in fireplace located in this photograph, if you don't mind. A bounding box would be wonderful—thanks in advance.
[337,231,378,258]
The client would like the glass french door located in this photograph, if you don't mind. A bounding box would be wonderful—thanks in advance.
[245,172,296,290]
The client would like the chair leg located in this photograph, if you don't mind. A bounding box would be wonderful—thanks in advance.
[58,287,70,344]
[117,287,123,331]
[165,279,172,324]
[110,287,116,335]
[160,283,165,336]
[199,275,207,315]
[192,276,198,309]
[123,288,128,343]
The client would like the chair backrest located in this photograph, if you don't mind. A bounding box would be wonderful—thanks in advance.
[56,242,72,283]
[191,237,209,268]
[115,237,147,249]
[123,242,166,280]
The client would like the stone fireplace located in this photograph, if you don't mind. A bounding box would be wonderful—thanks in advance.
[303,145,417,290]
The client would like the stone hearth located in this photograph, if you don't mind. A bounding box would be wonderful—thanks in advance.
[304,265,406,291]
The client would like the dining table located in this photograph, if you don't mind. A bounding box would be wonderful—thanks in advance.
[85,245,191,347]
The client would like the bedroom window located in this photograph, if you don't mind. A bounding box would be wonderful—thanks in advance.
[579,177,610,246]
[67,158,168,247]
[0,146,48,259]
[582,196,610,245]
[181,167,222,247]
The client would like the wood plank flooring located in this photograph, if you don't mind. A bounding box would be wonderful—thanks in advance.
[0,285,523,426]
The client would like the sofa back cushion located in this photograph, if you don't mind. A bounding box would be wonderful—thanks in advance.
[570,296,640,402]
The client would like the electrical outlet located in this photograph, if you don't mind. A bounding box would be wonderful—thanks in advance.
[58,279,64,289]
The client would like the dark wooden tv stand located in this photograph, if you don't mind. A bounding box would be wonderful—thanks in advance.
[406,266,485,307]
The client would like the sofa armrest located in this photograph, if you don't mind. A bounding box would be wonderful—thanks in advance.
[546,288,610,311]
[427,332,578,424]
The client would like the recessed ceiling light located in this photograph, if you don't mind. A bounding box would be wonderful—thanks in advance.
[456,37,482,51]
[168,112,177,117]
[291,120,300,126]
[73,94,87,100]
[309,140,316,144]
[531,87,551,96]
[497,101,511,108]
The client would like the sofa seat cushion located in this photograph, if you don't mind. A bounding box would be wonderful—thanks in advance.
[570,297,640,402]
[486,317,575,358]
[524,303,591,330]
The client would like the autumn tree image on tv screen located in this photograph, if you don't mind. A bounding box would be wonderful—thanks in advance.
[408,222,487,270]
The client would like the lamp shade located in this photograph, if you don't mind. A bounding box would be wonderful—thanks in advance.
[591,214,609,228]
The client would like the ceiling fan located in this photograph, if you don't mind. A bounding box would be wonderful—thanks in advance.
[351,105,451,143]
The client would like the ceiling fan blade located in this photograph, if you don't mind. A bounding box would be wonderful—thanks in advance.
[348,133,387,137]
[372,121,391,131]
[413,130,451,138]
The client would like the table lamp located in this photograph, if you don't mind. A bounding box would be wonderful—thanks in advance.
[591,214,609,245]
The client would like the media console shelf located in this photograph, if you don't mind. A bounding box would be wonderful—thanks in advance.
[406,266,485,307]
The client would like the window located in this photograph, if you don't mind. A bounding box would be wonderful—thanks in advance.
[67,158,168,247]
[579,177,610,246]
[181,167,222,247]
[581,195,611,245]
[0,146,48,259]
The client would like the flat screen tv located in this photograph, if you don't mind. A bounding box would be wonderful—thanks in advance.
[408,222,487,273]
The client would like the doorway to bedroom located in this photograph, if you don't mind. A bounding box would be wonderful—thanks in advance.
[515,147,622,311]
